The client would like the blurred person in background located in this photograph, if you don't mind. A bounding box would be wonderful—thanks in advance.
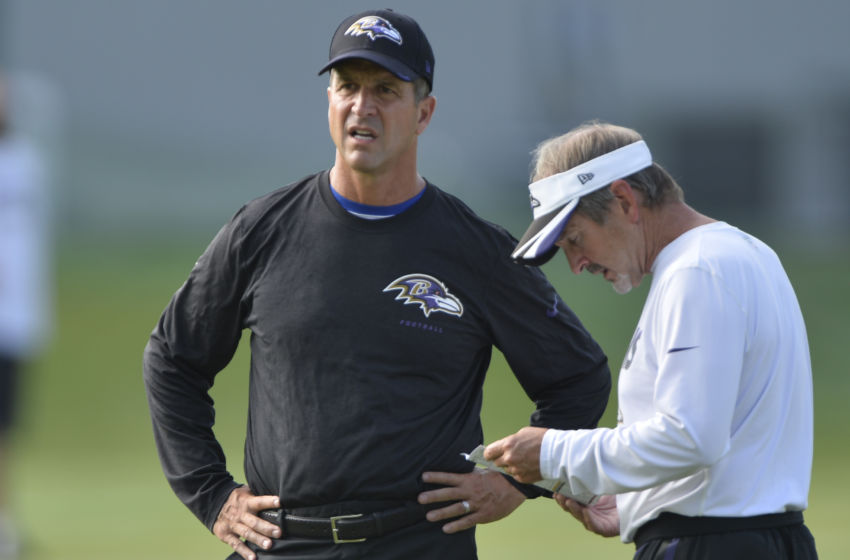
[0,72,52,560]
[486,121,817,559]
[143,9,610,560]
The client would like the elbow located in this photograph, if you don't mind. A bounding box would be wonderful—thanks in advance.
[681,427,729,469]
[658,414,729,470]
[142,336,165,383]
[693,438,728,468]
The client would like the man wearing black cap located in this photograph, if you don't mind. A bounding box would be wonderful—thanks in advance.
[143,10,611,559]
[484,121,818,559]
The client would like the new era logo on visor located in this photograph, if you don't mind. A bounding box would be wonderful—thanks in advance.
[345,16,403,44]
[578,172,594,185]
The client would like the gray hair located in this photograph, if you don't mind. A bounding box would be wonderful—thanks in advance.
[530,121,683,224]
[412,77,431,104]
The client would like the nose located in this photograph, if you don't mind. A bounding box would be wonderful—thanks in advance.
[561,246,588,275]
[352,89,377,116]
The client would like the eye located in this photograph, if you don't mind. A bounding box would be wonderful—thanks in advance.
[378,83,399,96]
[333,78,356,93]
[563,232,583,248]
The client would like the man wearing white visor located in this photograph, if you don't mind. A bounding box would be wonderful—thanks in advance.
[488,121,818,558]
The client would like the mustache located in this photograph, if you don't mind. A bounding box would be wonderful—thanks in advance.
[586,263,605,274]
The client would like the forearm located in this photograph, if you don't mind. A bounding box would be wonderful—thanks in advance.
[540,416,718,497]
[143,338,240,530]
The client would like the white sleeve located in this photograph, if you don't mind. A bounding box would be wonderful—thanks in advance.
[0,143,50,356]
[540,267,747,496]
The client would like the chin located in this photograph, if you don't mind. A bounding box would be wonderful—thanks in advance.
[611,273,634,295]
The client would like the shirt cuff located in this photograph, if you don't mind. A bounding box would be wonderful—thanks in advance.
[540,428,567,481]
[501,472,550,499]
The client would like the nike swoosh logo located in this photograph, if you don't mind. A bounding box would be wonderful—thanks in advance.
[668,346,698,353]
[546,295,558,318]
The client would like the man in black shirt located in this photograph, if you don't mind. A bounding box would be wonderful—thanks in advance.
[143,9,611,559]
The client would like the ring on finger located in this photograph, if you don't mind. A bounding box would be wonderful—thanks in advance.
[461,500,472,513]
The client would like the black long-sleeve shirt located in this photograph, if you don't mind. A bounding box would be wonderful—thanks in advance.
[143,171,610,531]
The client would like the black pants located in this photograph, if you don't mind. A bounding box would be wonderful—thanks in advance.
[634,513,818,560]
[226,516,476,560]
[0,355,19,432]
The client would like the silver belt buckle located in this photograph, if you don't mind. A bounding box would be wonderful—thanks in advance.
[330,513,366,544]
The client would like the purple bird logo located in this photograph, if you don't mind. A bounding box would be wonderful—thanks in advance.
[345,16,403,45]
[384,274,464,318]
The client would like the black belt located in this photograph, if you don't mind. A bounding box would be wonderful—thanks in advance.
[634,511,804,548]
[259,503,427,544]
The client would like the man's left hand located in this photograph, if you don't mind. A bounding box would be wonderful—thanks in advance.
[417,469,525,533]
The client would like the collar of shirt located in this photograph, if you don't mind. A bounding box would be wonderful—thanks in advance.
[330,183,425,220]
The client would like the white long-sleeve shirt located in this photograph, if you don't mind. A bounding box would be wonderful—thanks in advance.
[0,136,50,357]
[540,222,813,543]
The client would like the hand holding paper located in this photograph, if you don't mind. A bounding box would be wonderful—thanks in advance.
[480,426,547,483]
[468,427,598,505]
[464,445,562,492]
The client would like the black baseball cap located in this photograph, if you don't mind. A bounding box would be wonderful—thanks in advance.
[318,9,435,90]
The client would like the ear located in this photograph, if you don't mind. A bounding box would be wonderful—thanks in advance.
[327,86,333,124]
[415,95,436,135]
[609,179,640,223]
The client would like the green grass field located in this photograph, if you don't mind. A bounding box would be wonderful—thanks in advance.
[8,238,848,559]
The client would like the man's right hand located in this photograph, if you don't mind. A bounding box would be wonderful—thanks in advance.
[554,493,620,537]
[213,485,283,560]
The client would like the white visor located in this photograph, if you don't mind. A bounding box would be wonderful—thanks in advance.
[511,140,652,264]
